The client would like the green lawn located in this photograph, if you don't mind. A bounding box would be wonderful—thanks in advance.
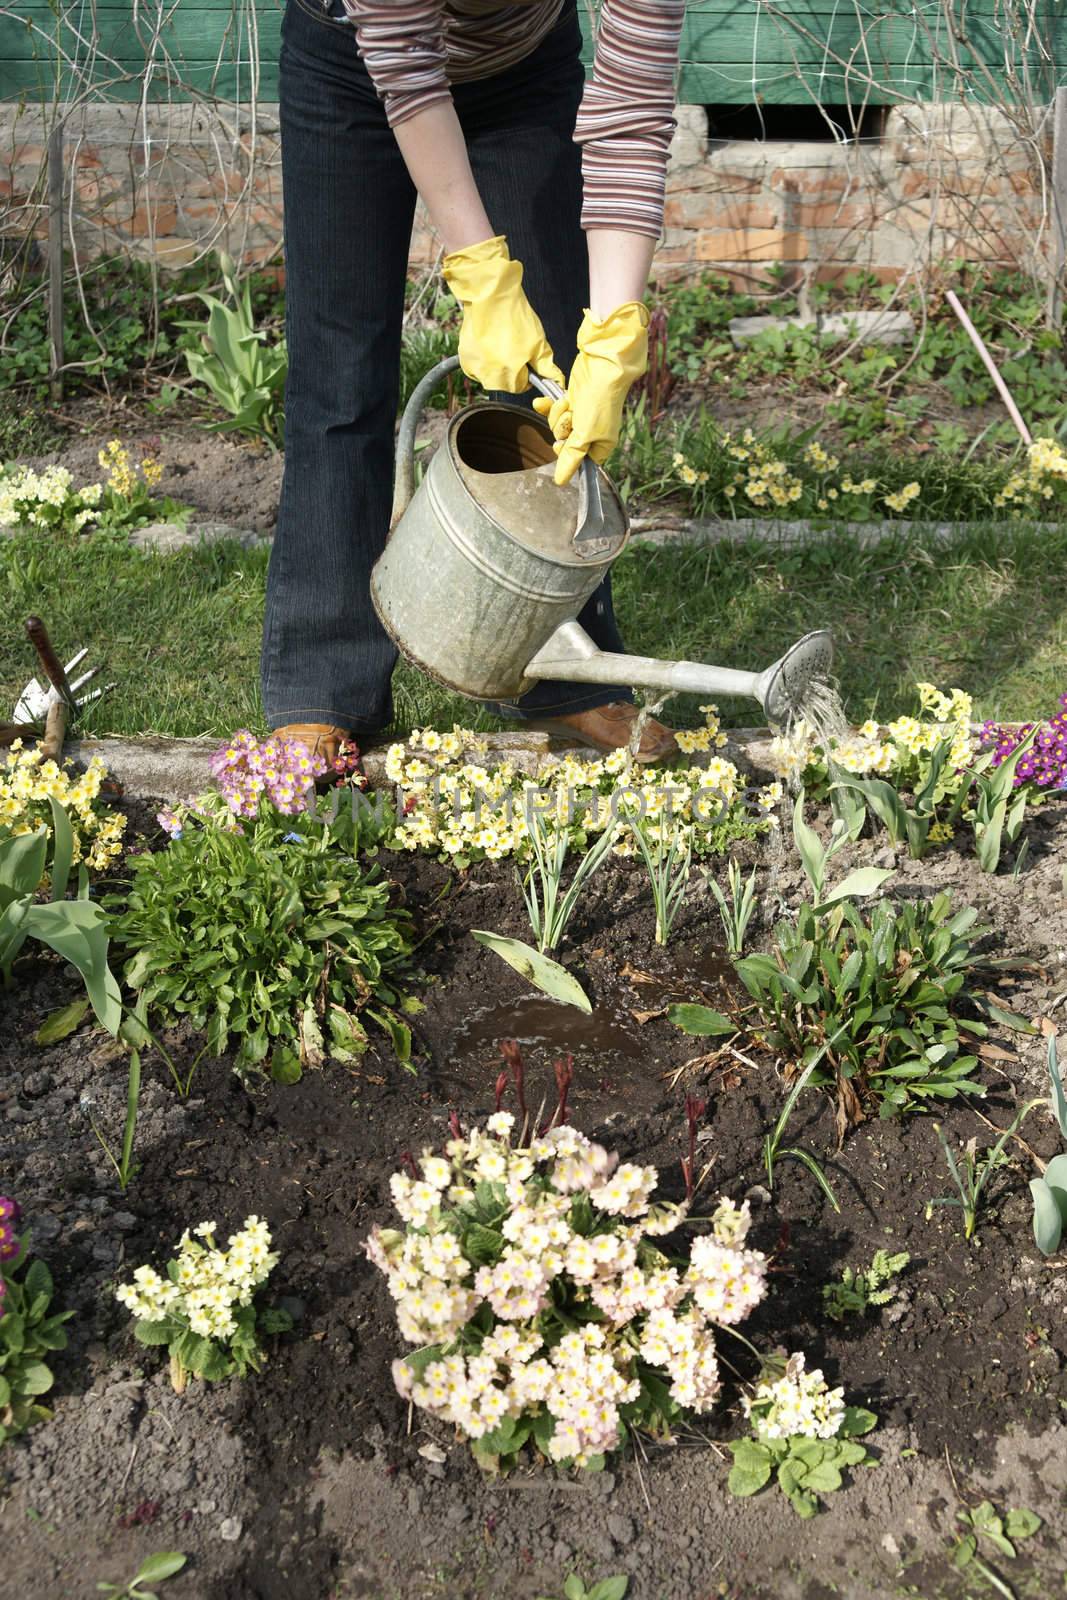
[2,523,1064,741]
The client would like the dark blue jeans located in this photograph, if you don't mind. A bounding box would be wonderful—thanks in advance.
[262,0,631,734]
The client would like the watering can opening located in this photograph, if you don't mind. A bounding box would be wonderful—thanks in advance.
[452,407,557,475]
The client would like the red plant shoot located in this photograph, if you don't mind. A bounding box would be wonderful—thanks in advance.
[448,1109,464,1141]
[400,1149,418,1180]
[553,1055,574,1127]
[499,1039,528,1123]
[493,1070,508,1114]
[681,1095,707,1204]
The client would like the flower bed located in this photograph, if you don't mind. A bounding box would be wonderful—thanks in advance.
[1,701,1065,1596]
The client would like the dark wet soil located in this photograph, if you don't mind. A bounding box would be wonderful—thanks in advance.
[3,794,1066,1600]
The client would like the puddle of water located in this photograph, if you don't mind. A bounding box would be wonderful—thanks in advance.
[452,991,645,1062]
[438,990,651,1119]
[435,943,736,1118]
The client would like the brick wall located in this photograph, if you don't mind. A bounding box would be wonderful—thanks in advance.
[0,99,1049,287]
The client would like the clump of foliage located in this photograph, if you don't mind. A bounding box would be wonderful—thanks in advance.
[822,1250,910,1320]
[105,790,417,1080]
[180,253,288,447]
[734,891,1024,1133]
[0,1199,74,1445]
[951,1499,1042,1586]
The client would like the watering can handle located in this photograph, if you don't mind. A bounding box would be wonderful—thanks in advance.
[526,373,608,551]
[391,354,462,529]
[389,355,607,551]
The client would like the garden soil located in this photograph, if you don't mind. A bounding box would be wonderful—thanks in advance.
[3,795,1067,1600]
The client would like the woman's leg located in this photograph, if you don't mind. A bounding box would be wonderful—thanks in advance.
[453,4,633,720]
[261,0,415,735]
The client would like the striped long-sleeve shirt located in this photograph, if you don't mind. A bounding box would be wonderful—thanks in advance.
[340,0,686,238]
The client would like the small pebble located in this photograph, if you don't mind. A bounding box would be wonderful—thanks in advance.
[219,1517,243,1542]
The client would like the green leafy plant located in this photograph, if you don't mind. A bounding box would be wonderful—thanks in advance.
[727,1354,877,1519]
[927,1102,1040,1242]
[830,738,954,859]
[790,793,893,906]
[968,728,1039,874]
[96,1551,188,1599]
[822,1249,910,1320]
[181,252,287,446]
[0,1215,74,1445]
[536,1576,628,1600]
[518,807,619,955]
[1,797,121,1033]
[708,857,758,956]
[762,1056,840,1212]
[735,893,1021,1131]
[628,811,691,946]
[105,803,416,1080]
[951,1500,1041,1596]
[470,930,592,1012]
[116,1217,291,1394]
[1030,1025,1067,1255]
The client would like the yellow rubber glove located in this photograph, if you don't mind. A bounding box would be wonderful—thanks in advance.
[441,235,563,394]
[532,301,650,485]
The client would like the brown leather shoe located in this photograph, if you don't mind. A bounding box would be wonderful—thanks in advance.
[533,702,679,765]
[272,722,351,777]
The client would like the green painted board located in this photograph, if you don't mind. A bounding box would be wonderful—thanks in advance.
[2,0,1065,104]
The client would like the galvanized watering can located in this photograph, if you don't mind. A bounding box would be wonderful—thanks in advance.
[371,356,832,724]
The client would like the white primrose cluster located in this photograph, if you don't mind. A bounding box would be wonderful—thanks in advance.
[115,1216,278,1341]
[0,463,104,532]
[384,714,782,864]
[367,1119,771,1468]
[743,1352,846,1441]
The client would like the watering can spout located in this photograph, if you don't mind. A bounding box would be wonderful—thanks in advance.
[526,621,834,727]
[391,354,463,529]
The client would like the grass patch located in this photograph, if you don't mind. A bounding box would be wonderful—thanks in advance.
[0,392,66,459]
[1,523,1064,740]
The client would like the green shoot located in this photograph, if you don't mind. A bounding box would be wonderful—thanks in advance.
[823,1249,910,1320]
[520,808,618,954]
[927,1103,1040,1241]
[628,811,691,945]
[708,858,758,956]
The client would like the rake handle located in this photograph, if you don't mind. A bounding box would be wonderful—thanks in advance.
[40,698,69,761]
[25,616,78,709]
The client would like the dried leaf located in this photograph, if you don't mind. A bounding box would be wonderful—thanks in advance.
[632,1006,667,1025]
[417,1441,447,1463]
[620,962,661,986]
[977,1041,1017,1064]
[835,1076,865,1146]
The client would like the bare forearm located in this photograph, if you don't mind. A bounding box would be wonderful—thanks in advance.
[586,228,656,318]
[392,102,492,254]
